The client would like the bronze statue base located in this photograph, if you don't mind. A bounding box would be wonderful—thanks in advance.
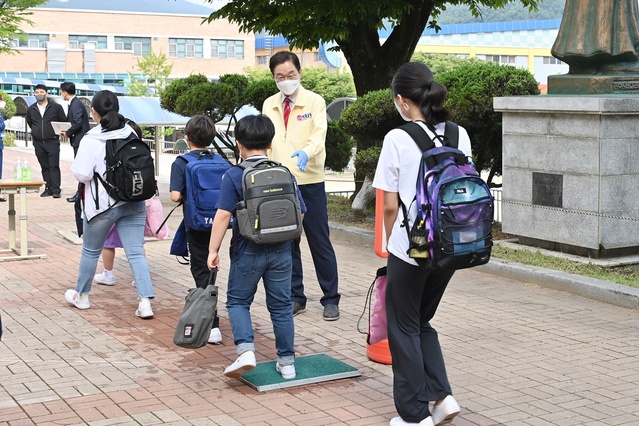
[548,73,639,94]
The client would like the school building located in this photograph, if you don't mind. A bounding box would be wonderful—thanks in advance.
[0,0,254,93]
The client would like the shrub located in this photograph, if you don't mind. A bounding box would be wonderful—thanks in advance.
[3,132,16,147]
[353,146,382,180]
[0,89,17,119]
[438,62,540,186]
[244,78,278,110]
[160,74,208,112]
[325,121,353,172]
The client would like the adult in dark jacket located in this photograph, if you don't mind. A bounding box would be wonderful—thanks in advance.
[60,82,90,204]
[26,84,66,198]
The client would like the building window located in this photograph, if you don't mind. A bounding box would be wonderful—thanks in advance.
[257,55,268,65]
[210,39,244,59]
[15,34,49,48]
[69,35,107,50]
[542,56,563,65]
[485,55,516,65]
[168,38,203,58]
[114,36,151,56]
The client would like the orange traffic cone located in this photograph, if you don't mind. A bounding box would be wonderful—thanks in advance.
[367,337,392,365]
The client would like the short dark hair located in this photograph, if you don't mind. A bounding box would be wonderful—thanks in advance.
[269,51,301,74]
[34,84,47,92]
[235,114,275,151]
[185,115,216,148]
[60,82,76,95]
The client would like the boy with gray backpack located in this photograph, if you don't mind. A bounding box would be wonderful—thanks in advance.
[207,114,306,380]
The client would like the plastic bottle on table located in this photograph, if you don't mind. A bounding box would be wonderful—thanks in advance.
[21,159,31,182]
[14,158,22,181]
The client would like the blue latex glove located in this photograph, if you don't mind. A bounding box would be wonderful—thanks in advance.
[291,150,308,172]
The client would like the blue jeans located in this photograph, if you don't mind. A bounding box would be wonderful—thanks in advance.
[75,201,155,299]
[226,241,295,365]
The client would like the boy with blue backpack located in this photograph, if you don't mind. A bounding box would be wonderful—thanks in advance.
[170,115,231,344]
[207,114,306,380]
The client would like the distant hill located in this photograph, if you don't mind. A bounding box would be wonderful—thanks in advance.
[436,0,565,25]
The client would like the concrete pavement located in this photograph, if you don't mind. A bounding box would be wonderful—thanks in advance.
[1,146,639,425]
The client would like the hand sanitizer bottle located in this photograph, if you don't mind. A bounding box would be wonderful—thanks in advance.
[14,158,22,181]
[21,159,31,182]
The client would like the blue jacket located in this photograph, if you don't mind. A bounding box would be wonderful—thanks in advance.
[0,114,5,150]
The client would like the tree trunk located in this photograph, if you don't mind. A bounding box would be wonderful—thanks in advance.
[335,1,435,196]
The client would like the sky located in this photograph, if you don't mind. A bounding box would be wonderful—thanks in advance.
[183,0,228,10]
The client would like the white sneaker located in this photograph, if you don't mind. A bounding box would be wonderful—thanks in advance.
[223,351,256,378]
[131,280,136,287]
[135,298,154,319]
[65,290,90,309]
[208,327,222,344]
[431,395,460,425]
[389,416,434,426]
[276,362,296,379]
[94,272,115,286]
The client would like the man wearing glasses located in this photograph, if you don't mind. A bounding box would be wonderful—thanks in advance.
[262,51,341,321]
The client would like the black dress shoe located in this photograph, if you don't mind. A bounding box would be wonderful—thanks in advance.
[40,190,53,197]
[0,197,6,202]
[67,195,79,203]
[52,193,61,199]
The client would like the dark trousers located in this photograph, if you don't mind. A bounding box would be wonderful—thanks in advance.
[385,253,455,423]
[187,229,219,328]
[33,139,61,194]
[291,182,340,306]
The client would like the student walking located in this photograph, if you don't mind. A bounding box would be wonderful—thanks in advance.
[373,62,471,426]
[169,115,227,344]
[64,90,155,318]
[207,114,306,380]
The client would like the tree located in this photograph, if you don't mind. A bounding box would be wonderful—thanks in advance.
[0,0,46,55]
[127,51,174,96]
[411,52,482,76]
[206,0,539,97]
[300,67,356,104]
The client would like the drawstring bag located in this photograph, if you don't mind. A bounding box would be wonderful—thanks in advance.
[358,266,388,344]
[170,219,189,265]
[144,197,169,239]
[173,268,218,349]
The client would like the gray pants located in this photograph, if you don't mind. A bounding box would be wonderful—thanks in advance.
[386,253,455,423]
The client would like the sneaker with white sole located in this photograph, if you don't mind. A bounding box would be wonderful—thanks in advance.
[431,395,460,425]
[135,297,154,319]
[276,362,296,379]
[65,290,90,309]
[208,327,222,344]
[223,351,256,378]
[94,272,115,286]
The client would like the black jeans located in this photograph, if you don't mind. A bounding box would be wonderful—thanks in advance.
[291,182,340,306]
[187,229,219,329]
[33,139,61,194]
[386,253,455,423]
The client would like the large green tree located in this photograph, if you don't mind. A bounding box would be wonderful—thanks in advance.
[206,0,539,97]
[127,51,174,97]
[0,0,47,54]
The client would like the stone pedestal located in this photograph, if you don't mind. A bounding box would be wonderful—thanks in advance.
[493,95,639,258]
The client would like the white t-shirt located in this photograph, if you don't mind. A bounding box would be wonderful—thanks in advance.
[372,121,472,265]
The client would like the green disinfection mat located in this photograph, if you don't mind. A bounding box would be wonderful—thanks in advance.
[239,353,361,392]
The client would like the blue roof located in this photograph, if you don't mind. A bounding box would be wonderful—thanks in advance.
[256,19,563,47]
[39,0,215,16]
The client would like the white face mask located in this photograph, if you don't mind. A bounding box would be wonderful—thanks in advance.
[277,79,300,96]
[395,102,412,122]
[0,101,5,109]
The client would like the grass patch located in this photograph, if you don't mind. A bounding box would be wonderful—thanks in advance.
[327,194,375,231]
[492,245,639,288]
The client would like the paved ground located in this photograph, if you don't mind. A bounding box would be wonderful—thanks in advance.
[1,146,639,426]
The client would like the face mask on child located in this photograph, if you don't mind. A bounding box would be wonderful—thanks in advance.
[395,101,412,122]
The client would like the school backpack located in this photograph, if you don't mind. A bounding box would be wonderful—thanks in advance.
[94,133,157,207]
[180,150,231,231]
[235,159,303,244]
[399,121,493,270]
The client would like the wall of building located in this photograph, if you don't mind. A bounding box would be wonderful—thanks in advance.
[0,8,254,79]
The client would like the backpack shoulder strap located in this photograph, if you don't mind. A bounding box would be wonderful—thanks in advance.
[398,122,435,153]
[444,121,459,149]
